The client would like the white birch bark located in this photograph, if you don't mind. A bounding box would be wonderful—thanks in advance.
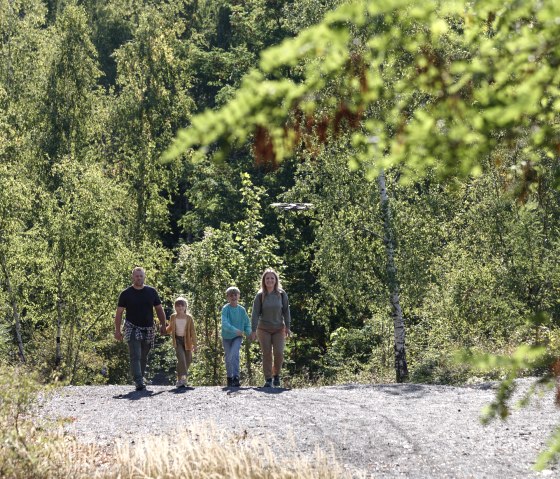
[0,250,26,362]
[56,268,63,367]
[378,169,408,382]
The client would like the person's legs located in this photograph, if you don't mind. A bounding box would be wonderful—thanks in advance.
[223,338,234,378]
[175,337,188,378]
[140,339,151,380]
[230,336,242,378]
[128,337,144,386]
[184,350,192,376]
[230,337,242,387]
[257,329,273,380]
[271,329,286,377]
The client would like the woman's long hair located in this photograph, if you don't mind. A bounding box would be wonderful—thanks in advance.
[259,268,282,297]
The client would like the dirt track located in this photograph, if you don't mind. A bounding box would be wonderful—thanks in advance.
[40,378,560,478]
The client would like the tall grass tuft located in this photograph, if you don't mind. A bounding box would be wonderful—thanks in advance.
[112,423,349,479]
[33,423,352,479]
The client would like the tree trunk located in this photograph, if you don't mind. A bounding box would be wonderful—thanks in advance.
[213,298,220,385]
[378,169,408,382]
[55,268,63,367]
[70,312,103,385]
[0,250,26,362]
[70,331,84,385]
[244,341,253,384]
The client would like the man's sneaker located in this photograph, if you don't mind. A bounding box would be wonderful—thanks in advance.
[273,375,281,387]
[227,377,233,387]
[232,376,240,387]
[175,378,185,388]
[135,383,146,391]
[263,378,273,388]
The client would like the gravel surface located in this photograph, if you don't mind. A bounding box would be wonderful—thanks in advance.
[39,378,560,478]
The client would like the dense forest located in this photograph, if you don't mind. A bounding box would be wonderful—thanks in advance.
[1,0,559,388]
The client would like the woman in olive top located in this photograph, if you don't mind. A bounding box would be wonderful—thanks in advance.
[251,268,291,388]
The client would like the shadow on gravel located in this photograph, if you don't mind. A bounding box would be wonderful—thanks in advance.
[168,386,195,394]
[466,382,497,390]
[379,384,427,397]
[257,387,289,394]
[334,383,429,398]
[113,390,166,400]
[222,386,252,395]
[221,386,244,392]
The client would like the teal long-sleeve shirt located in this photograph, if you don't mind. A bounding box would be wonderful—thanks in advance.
[221,304,251,339]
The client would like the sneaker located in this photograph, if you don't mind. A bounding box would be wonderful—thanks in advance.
[232,376,240,387]
[227,377,233,387]
[135,383,146,391]
[175,378,185,388]
[263,378,273,388]
[273,375,281,387]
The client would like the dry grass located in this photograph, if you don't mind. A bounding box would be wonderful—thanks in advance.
[111,423,350,479]
[0,422,104,479]
[4,422,353,479]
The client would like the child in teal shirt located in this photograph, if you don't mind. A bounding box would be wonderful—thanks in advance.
[221,286,251,387]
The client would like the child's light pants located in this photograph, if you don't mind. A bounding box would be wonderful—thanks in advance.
[223,336,242,378]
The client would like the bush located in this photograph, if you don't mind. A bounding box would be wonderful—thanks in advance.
[409,353,472,385]
[0,364,58,478]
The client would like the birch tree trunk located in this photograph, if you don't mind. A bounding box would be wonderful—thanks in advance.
[378,169,408,382]
[244,341,253,384]
[55,266,64,367]
[214,298,220,385]
[0,250,26,362]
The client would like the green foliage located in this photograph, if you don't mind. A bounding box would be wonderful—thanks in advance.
[319,321,384,382]
[31,161,139,382]
[166,0,560,190]
[0,364,55,478]
[40,4,101,164]
[108,3,195,244]
[329,322,381,363]
[457,345,549,419]
[409,353,472,385]
[280,141,387,340]
[187,0,293,109]
[177,160,244,237]
[536,427,560,472]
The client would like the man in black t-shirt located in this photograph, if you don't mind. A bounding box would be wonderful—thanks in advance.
[115,267,166,391]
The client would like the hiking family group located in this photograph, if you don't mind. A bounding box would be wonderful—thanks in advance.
[114,266,291,391]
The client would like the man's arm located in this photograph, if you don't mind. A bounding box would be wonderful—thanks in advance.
[114,306,125,341]
[155,304,166,334]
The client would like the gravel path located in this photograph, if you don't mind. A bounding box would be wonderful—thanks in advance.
[40,378,560,478]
